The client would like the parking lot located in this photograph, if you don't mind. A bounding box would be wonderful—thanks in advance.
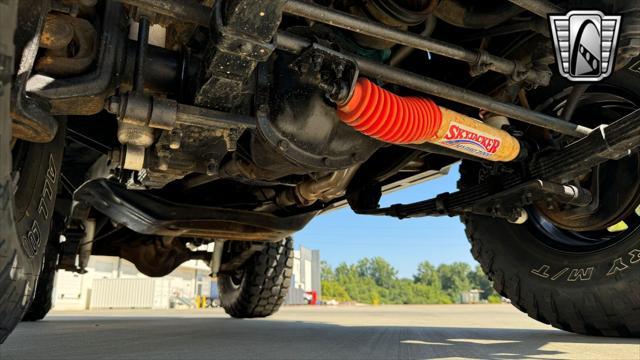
[1,304,639,359]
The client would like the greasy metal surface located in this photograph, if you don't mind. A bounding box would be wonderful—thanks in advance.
[113,0,547,85]
[278,166,360,207]
[282,0,548,84]
[121,41,181,94]
[616,1,640,69]
[176,104,256,129]
[195,0,285,110]
[74,179,318,241]
[507,0,564,18]
[434,0,525,29]
[139,124,236,188]
[117,0,211,27]
[94,235,211,277]
[104,92,255,188]
[252,56,381,175]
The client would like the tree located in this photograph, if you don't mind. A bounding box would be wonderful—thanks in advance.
[320,257,482,305]
[354,257,398,288]
[437,262,472,300]
[467,265,496,300]
[414,261,441,289]
[335,262,357,282]
[321,260,335,281]
[388,279,452,304]
[322,281,351,302]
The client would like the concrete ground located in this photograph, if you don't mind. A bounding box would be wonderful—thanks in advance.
[1,304,639,359]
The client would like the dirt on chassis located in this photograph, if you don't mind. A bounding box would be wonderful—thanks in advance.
[2,0,640,343]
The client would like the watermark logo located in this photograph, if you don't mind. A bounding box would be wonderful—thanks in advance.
[549,10,621,82]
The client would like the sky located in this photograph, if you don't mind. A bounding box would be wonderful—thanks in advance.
[295,163,477,279]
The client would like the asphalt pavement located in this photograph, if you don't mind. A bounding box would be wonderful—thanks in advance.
[1,304,639,359]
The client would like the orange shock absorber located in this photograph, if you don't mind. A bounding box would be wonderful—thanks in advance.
[337,78,521,162]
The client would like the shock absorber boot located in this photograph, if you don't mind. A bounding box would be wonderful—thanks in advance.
[337,78,520,162]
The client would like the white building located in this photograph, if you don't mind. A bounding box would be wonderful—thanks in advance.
[53,256,212,310]
[52,245,320,310]
[291,247,321,296]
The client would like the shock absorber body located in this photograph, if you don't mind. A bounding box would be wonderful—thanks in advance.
[337,78,520,162]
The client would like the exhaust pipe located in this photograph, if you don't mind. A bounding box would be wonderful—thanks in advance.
[337,78,521,162]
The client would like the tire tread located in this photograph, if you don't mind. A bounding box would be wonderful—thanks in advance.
[219,238,293,318]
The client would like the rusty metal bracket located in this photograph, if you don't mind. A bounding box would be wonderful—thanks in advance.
[35,13,98,77]
[26,1,127,116]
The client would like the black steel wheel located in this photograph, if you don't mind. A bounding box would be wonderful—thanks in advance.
[460,67,640,337]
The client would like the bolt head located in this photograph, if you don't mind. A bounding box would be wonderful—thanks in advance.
[169,130,182,150]
[508,208,529,224]
[158,159,169,171]
[206,160,218,176]
[277,140,289,151]
[106,96,121,115]
[239,43,253,55]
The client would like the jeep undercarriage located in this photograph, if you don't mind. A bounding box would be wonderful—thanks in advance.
[4,0,640,338]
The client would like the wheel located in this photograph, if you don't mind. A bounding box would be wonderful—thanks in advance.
[22,223,61,322]
[21,244,57,321]
[460,67,640,337]
[217,238,293,318]
[0,0,65,341]
[0,127,65,339]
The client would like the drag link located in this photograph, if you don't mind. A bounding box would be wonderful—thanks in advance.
[276,31,592,138]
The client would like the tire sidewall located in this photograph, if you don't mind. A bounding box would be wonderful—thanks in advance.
[3,128,65,319]
[12,134,65,263]
[465,214,640,291]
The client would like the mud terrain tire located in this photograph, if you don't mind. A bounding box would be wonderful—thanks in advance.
[218,237,293,318]
[0,0,64,342]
